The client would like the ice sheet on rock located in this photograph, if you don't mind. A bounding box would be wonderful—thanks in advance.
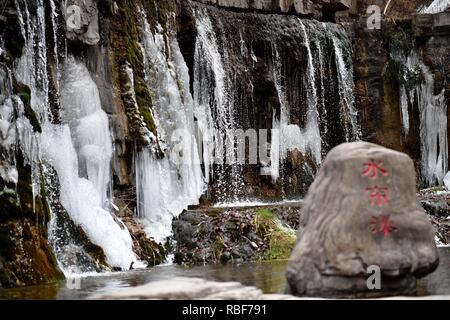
[40,58,139,270]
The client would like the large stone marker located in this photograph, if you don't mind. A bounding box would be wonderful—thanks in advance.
[286,142,439,298]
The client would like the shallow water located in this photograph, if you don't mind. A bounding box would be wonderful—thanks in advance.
[1,248,449,299]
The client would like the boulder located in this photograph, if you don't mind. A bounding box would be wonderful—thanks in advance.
[61,0,100,45]
[286,142,439,298]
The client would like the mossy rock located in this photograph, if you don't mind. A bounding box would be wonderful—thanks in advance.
[138,237,166,266]
[254,209,296,260]
[0,220,64,288]
[12,77,42,133]
[0,226,14,250]
[390,59,424,91]
[0,187,22,221]
[84,243,109,268]
[120,0,158,137]
[0,268,16,287]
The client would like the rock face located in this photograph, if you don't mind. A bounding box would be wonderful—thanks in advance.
[173,205,300,264]
[194,0,352,18]
[62,0,100,45]
[0,154,64,287]
[286,142,439,298]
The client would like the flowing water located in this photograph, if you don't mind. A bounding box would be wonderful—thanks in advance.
[0,248,449,299]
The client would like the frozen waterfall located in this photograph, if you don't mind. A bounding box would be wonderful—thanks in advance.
[41,58,139,271]
[392,49,448,186]
[134,12,205,243]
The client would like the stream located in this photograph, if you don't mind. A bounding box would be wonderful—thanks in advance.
[0,248,449,300]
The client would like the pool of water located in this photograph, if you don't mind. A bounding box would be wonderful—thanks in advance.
[1,248,449,299]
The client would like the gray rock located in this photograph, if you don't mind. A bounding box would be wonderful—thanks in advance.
[321,0,351,11]
[61,0,100,45]
[294,0,320,16]
[194,0,353,15]
[286,142,439,298]
[433,11,450,33]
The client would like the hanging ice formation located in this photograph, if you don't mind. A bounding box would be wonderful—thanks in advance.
[133,9,205,243]
[12,0,141,272]
[391,48,448,186]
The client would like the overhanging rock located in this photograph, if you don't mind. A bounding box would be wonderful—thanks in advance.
[286,142,439,298]
[61,0,100,46]
[193,0,352,15]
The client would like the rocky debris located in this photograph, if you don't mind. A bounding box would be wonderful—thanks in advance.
[418,187,450,245]
[62,0,100,45]
[91,277,299,300]
[114,188,167,266]
[172,206,300,264]
[286,142,439,298]
[430,215,450,245]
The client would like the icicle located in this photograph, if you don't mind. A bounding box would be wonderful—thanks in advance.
[392,48,448,186]
[418,62,448,186]
[134,9,205,243]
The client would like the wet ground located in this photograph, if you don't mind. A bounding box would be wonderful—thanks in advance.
[0,248,449,299]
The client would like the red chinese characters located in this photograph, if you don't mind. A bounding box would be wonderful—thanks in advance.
[365,186,389,207]
[362,159,396,236]
[370,215,397,236]
[362,160,389,180]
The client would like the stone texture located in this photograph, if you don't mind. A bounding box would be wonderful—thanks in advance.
[194,0,352,16]
[62,0,100,45]
[173,205,301,264]
[0,154,64,287]
[92,277,300,300]
[286,142,439,298]
[433,11,450,33]
[294,0,320,16]
[353,19,424,177]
